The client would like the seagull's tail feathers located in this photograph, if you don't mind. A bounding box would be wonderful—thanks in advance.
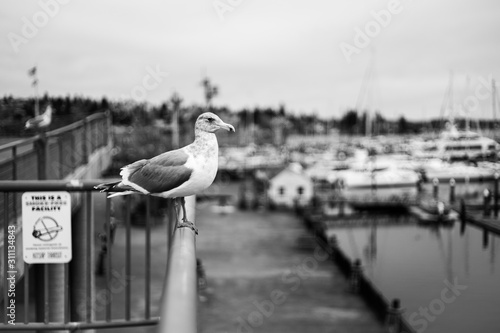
[94,181,139,198]
[94,180,121,192]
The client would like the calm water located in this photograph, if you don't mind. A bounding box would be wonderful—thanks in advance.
[326,217,500,333]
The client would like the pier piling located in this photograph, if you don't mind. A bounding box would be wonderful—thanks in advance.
[449,178,456,204]
[350,259,362,293]
[494,173,499,218]
[483,189,491,217]
[432,178,439,200]
[385,298,402,333]
[460,199,466,235]
[483,229,490,249]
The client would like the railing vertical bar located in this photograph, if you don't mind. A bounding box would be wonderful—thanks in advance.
[3,193,9,325]
[145,196,151,319]
[82,118,89,165]
[44,264,49,324]
[64,263,69,323]
[86,191,93,323]
[58,137,63,178]
[24,263,29,324]
[125,195,131,321]
[12,146,17,180]
[12,146,17,220]
[105,197,112,322]
[70,132,75,170]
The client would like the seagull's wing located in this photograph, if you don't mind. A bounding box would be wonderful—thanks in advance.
[122,149,193,194]
[25,115,43,128]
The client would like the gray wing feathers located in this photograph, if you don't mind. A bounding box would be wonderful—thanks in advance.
[124,150,192,193]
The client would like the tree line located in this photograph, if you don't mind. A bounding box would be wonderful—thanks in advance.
[1,92,497,139]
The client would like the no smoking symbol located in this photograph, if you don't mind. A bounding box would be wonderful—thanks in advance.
[32,216,63,241]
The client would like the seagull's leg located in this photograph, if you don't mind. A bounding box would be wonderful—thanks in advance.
[176,197,198,235]
[181,197,190,223]
[173,198,181,224]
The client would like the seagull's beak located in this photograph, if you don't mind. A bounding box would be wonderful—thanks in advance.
[218,120,235,132]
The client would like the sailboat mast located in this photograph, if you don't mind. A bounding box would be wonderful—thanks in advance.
[357,51,376,136]
[492,79,497,126]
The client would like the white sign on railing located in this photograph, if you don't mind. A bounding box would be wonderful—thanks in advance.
[22,192,72,264]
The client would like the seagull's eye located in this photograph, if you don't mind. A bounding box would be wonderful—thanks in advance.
[207,117,215,123]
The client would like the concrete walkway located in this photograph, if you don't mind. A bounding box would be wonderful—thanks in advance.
[197,199,385,332]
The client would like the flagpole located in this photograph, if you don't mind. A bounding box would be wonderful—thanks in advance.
[28,66,39,116]
[34,77,39,117]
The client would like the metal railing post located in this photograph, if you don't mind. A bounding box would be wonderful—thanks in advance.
[46,263,67,333]
[82,118,90,165]
[494,173,499,218]
[0,180,161,331]
[35,133,48,180]
[34,133,55,332]
[70,191,95,332]
[157,196,197,333]
[106,110,113,148]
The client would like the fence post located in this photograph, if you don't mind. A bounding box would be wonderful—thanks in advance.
[82,118,90,164]
[34,132,62,332]
[70,192,95,332]
[35,133,48,180]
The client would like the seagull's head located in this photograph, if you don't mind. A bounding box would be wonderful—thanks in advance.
[196,112,235,133]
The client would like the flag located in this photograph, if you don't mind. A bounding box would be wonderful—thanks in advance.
[31,79,38,87]
[28,66,37,77]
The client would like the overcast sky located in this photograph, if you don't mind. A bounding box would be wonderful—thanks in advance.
[1,0,499,120]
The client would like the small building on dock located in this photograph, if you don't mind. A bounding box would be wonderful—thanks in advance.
[267,163,313,208]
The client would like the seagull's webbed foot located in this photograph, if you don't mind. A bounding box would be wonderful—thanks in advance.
[177,221,199,235]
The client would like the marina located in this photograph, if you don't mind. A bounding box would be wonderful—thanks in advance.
[2,1,500,331]
[324,218,500,333]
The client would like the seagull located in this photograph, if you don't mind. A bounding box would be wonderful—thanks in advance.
[25,105,53,129]
[95,112,235,234]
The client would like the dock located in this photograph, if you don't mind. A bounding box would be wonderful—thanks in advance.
[454,202,500,235]
[196,185,387,333]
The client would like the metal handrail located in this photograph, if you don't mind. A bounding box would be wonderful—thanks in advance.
[157,195,197,333]
[0,136,40,152]
[0,179,173,331]
[0,180,104,192]
[45,113,106,137]
[0,112,111,183]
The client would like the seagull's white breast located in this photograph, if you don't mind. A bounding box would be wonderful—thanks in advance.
[155,134,219,198]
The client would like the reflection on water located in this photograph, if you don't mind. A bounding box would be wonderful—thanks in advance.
[326,216,500,333]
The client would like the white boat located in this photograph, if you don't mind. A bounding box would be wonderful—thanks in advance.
[417,158,495,181]
[324,151,421,202]
[413,124,499,161]
[328,163,420,189]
